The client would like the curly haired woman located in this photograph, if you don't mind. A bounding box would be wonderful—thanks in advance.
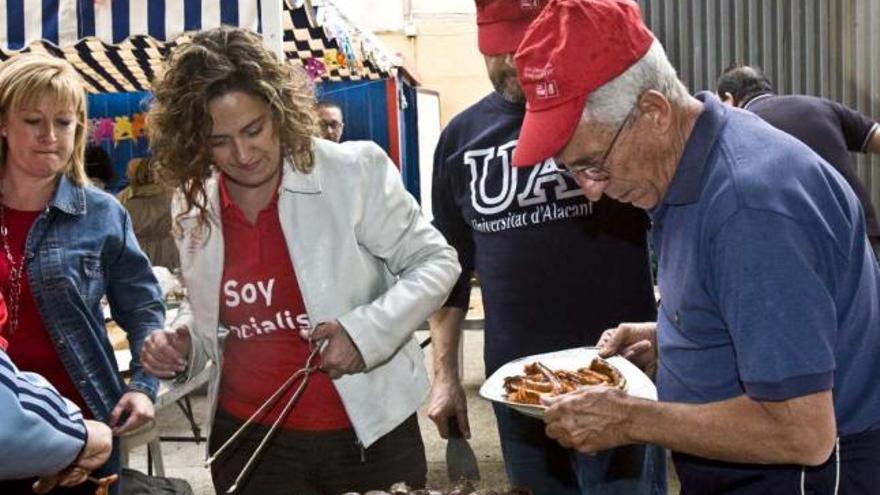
[140,28,460,495]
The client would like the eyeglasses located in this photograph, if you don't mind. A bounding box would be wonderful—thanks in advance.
[319,120,343,131]
[557,105,636,182]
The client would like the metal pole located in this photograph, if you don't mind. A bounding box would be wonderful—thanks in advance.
[261,0,284,59]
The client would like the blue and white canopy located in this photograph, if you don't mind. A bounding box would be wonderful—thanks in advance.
[0,0,260,51]
[0,0,394,93]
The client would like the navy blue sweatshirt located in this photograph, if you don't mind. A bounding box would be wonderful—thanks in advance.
[432,92,657,375]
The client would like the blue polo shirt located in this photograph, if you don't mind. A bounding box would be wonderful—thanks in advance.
[651,93,880,438]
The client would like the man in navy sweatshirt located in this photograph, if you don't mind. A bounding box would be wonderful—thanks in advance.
[426,1,666,494]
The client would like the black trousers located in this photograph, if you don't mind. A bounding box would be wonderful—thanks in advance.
[0,479,99,495]
[675,428,880,494]
[209,408,427,495]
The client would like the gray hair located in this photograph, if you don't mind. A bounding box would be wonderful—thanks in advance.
[581,39,689,126]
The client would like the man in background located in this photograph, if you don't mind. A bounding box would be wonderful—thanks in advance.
[317,100,345,142]
[717,65,880,257]
[426,1,665,494]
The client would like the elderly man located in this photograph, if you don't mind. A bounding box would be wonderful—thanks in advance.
[511,0,880,493]
[428,0,664,493]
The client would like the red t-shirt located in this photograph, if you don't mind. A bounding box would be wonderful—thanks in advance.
[216,175,351,430]
[1,207,91,417]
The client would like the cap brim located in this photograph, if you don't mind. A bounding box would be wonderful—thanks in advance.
[478,17,533,55]
[512,94,587,167]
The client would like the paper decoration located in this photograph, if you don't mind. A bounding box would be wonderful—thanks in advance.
[131,113,147,139]
[316,3,399,74]
[304,57,327,79]
[88,114,149,147]
[113,116,134,143]
[322,49,341,71]
[94,118,114,143]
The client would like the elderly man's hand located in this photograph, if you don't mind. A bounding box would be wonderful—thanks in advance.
[596,322,658,378]
[542,386,634,454]
[302,320,365,379]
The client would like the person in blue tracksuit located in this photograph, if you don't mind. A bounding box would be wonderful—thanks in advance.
[0,290,112,491]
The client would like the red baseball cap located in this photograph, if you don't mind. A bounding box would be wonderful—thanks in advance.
[476,0,547,56]
[511,0,654,166]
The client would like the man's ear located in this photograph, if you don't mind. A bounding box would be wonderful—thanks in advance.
[637,90,674,132]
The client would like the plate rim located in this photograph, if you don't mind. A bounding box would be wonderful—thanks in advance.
[479,346,657,418]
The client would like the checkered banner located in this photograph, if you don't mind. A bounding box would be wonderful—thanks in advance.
[283,1,392,83]
[0,0,393,93]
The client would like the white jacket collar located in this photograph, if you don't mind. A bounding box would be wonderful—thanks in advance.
[281,141,323,194]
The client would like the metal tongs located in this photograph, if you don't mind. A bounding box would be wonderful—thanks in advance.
[205,340,324,493]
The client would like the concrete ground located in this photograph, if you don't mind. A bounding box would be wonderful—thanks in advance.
[127,288,678,494]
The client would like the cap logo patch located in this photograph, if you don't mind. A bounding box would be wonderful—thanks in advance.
[521,0,540,11]
[523,65,559,99]
[535,81,559,99]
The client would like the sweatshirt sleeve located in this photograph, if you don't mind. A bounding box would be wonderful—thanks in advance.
[0,349,87,479]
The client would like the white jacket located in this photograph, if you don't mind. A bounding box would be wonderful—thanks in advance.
[171,139,460,447]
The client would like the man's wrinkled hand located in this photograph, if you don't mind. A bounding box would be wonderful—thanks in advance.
[141,326,191,379]
[301,320,365,379]
[596,322,658,378]
[426,375,470,439]
[542,386,633,455]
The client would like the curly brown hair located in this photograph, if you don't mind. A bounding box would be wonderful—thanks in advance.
[147,27,318,227]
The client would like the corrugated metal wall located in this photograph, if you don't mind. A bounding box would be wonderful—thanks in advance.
[636,0,880,208]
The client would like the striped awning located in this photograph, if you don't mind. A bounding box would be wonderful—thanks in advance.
[0,1,260,51]
[0,0,394,93]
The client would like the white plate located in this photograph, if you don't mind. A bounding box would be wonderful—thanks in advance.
[479,347,657,419]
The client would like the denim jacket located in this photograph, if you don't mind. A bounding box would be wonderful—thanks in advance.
[24,175,165,421]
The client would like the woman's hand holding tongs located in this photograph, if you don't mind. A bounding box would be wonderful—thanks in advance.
[300,320,365,379]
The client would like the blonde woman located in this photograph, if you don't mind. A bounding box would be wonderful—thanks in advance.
[141,28,460,495]
[0,54,164,495]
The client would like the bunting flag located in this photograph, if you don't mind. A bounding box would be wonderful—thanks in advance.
[0,0,394,93]
[283,1,392,82]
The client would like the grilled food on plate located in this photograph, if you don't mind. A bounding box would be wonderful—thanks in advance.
[503,356,626,405]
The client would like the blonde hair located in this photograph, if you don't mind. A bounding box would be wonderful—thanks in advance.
[148,27,318,227]
[0,53,88,185]
[126,157,154,188]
